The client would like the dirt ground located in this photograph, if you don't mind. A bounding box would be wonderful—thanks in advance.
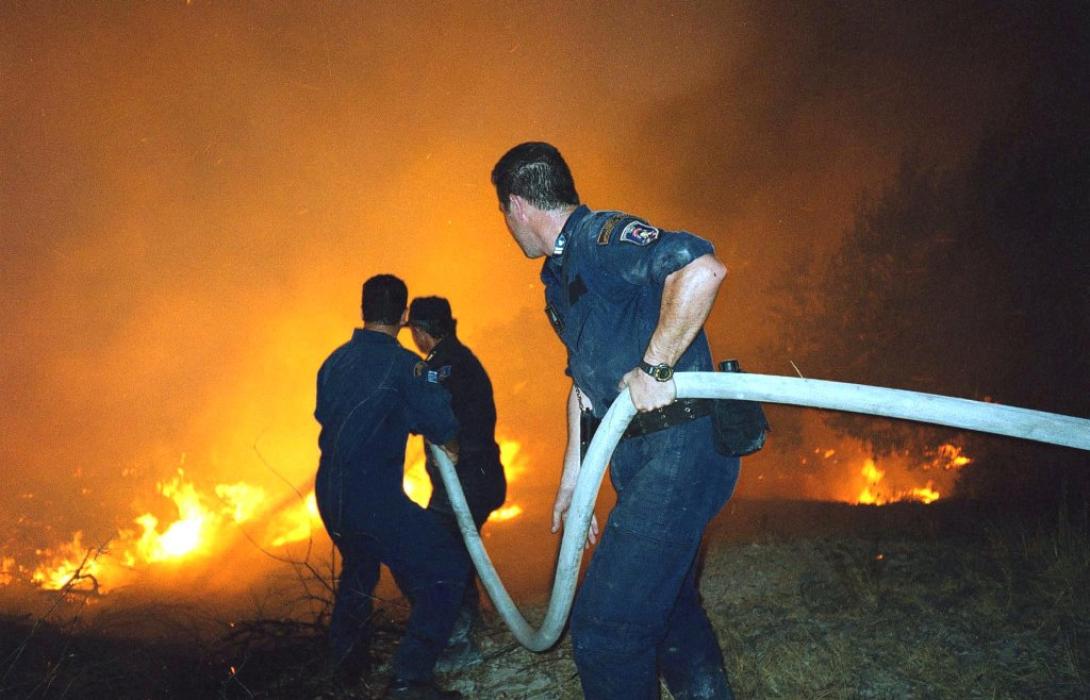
[3,499,1088,699]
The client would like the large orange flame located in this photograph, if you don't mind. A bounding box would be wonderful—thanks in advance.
[16,436,532,593]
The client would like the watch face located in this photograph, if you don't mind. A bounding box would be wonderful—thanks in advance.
[642,362,672,381]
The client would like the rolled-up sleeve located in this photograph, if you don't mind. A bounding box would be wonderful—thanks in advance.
[593,220,714,288]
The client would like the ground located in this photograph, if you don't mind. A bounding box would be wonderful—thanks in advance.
[2,499,1088,698]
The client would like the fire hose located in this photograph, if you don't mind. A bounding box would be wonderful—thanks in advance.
[428,372,1090,651]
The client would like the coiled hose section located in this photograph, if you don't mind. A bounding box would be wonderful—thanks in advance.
[429,372,1090,651]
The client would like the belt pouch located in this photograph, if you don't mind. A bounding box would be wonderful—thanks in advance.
[712,359,771,456]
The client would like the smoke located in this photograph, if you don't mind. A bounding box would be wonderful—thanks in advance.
[2,1,1081,600]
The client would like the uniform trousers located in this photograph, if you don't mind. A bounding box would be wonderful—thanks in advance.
[319,488,470,682]
[570,415,740,699]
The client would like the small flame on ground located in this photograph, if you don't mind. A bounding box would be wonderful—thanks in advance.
[0,557,15,586]
[849,443,971,506]
[32,532,105,592]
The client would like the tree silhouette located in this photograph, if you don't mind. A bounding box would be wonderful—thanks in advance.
[777,122,1090,504]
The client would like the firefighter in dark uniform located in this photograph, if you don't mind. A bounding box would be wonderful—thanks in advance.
[491,143,740,699]
[406,296,507,669]
[314,274,467,699]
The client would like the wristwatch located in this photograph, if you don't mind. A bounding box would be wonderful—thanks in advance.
[638,361,674,382]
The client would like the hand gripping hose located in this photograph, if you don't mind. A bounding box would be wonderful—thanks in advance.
[428,372,1090,651]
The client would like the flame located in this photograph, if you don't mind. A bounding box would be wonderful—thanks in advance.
[267,491,321,547]
[932,443,972,469]
[908,484,941,504]
[215,482,267,524]
[487,504,524,523]
[27,469,273,592]
[851,444,971,506]
[403,440,433,507]
[402,437,528,521]
[32,531,106,592]
[131,474,211,562]
[0,557,14,586]
[15,434,538,592]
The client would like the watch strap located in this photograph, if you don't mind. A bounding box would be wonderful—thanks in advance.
[638,361,674,381]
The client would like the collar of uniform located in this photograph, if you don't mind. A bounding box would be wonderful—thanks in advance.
[425,334,457,363]
[355,328,399,345]
[551,205,591,258]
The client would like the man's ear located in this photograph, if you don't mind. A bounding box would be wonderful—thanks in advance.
[509,194,528,220]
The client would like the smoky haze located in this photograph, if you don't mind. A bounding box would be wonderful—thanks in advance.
[1,2,1077,600]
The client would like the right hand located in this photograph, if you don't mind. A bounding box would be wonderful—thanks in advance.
[551,484,599,548]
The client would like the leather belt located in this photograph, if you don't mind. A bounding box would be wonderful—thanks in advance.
[623,398,713,439]
[580,398,713,450]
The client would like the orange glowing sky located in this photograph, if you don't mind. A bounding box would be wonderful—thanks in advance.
[0,2,1052,598]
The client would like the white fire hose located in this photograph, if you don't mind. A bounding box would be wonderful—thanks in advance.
[429,372,1090,651]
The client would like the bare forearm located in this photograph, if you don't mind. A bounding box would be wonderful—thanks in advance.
[643,254,726,366]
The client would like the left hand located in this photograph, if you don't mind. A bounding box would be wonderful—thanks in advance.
[619,367,676,412]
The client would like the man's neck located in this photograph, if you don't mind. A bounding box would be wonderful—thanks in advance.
[363,322,400,338]
[542,205,578,257]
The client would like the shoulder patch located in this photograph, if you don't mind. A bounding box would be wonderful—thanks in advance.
[425,365,451,383]
[618,220,660,246]
[596,213,628,245]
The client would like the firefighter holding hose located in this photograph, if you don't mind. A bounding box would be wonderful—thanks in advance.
[491,143,740,698]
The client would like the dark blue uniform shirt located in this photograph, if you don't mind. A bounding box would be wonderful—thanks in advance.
[422,335,507,518]
[541,205,716,417]
[314,328,458,531]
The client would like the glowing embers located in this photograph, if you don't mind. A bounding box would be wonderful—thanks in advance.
[0,556,15,585]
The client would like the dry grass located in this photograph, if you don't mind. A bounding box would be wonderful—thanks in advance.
[2,500,1088,698]
[700,507,1090,699]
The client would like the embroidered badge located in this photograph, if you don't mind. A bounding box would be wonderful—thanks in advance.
[413,361,426,378]
[619,220,660,246]
[438,365,452,380]
[596,213,627,245]
[426,369,440,383]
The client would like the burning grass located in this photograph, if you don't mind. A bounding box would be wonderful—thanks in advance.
[2,500,1088,698]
